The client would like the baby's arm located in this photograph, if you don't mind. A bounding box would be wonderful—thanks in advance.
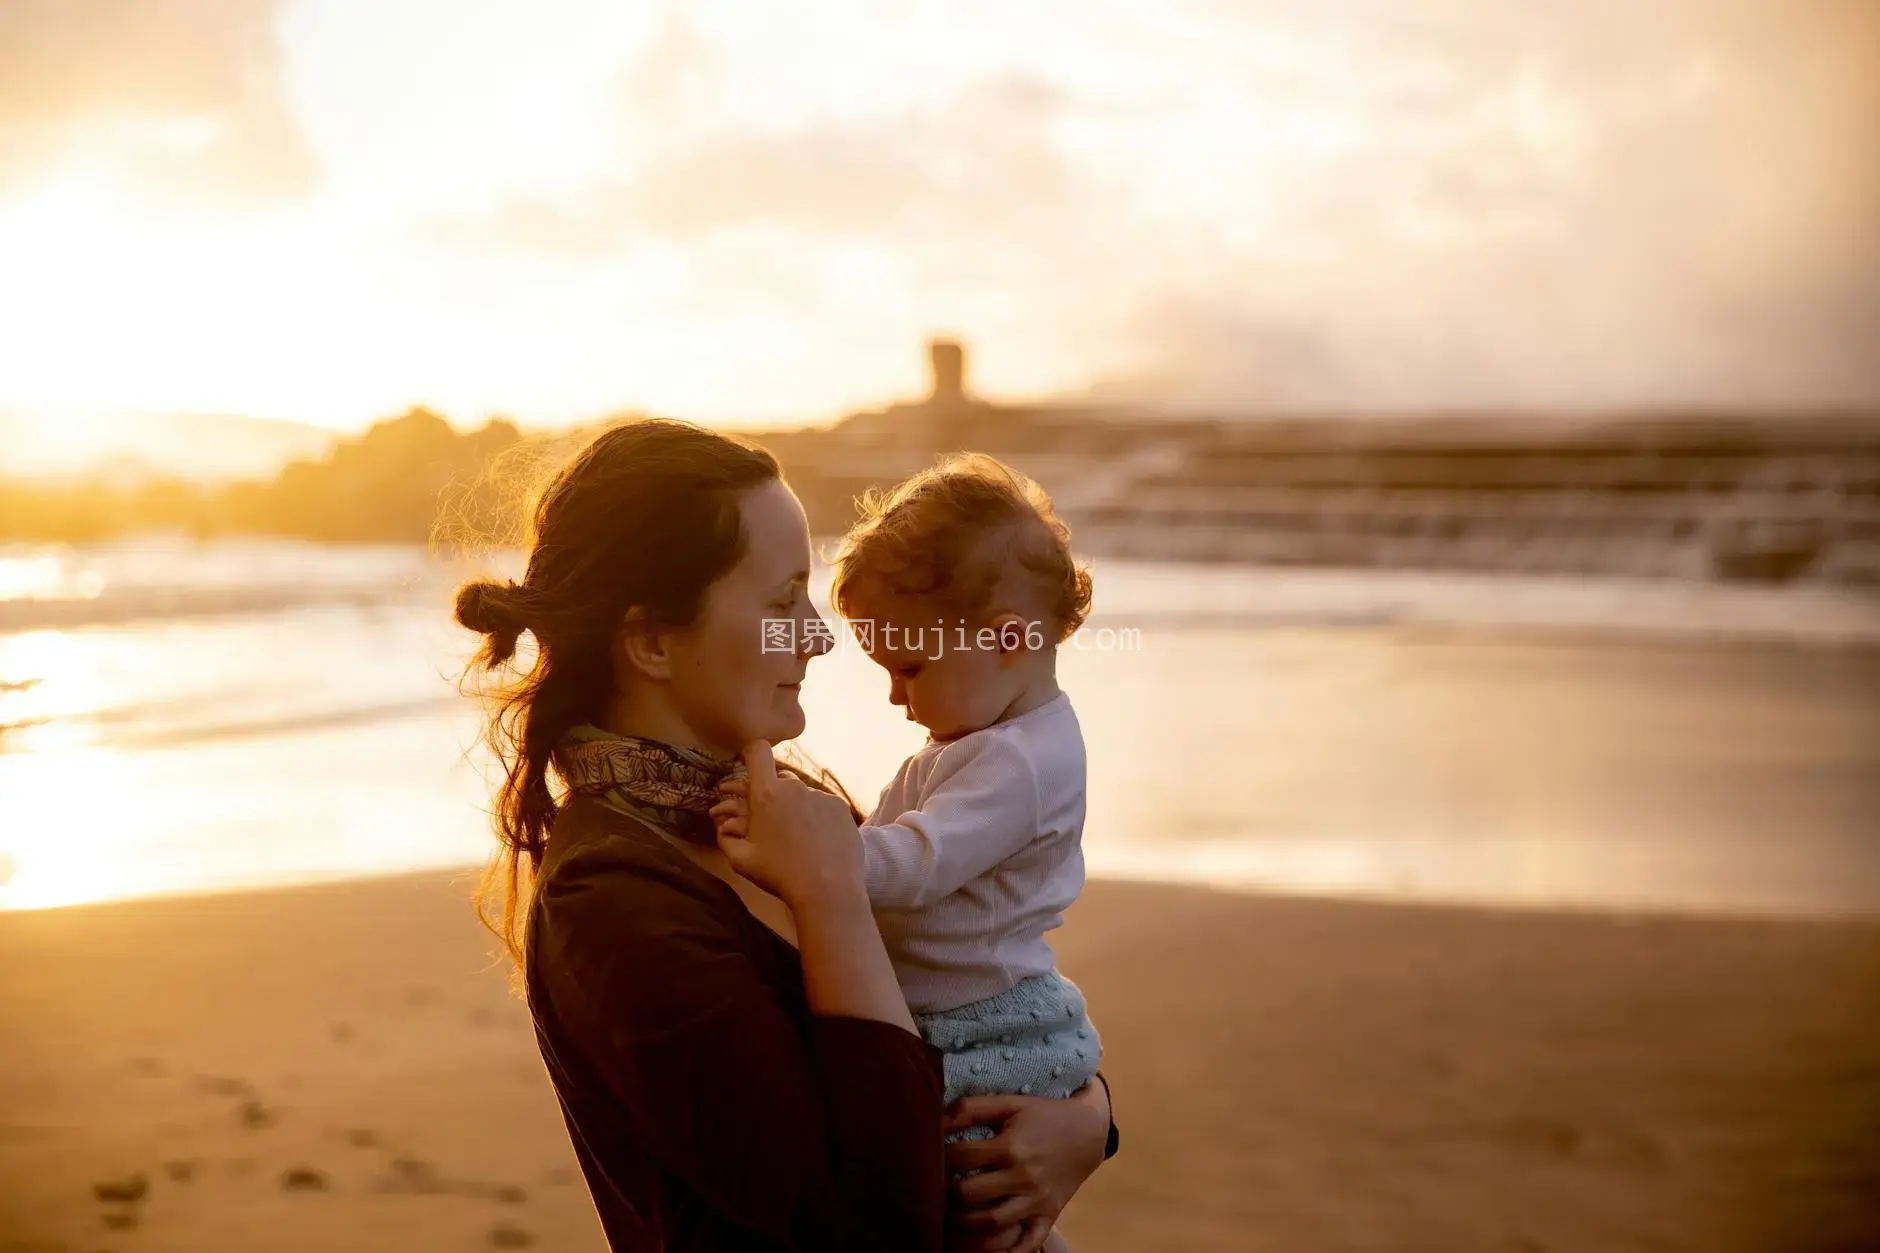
[859,735,1042,912]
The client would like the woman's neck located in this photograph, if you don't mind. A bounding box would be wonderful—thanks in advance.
[603,688,735,761]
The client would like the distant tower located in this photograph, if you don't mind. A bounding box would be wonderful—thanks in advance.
[927,337,967,409]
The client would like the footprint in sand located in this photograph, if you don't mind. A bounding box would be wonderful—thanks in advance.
[162,1159,198,1183]
[404,985,437,1007]
[448,1182,528,1205]
[372,1157,530,1206]
[99,1212,139,1231]
[343,1127,380,1148]
[331,1021,354,1044]
[488,1223,533,1248]
[539,1168,576,1187]
[91,1176,147,1205]
[380,1157,442,1195]
[281,1166,329,1192]
[188,1076,278,1130]
[129,1057,166,1078]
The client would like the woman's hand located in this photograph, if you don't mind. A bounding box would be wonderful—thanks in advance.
[942,1080,1111,1253]
[711,741,864,910]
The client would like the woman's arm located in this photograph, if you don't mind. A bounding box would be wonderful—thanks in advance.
[717,738,917,1034]
[940,1077,1114,1253]
[539,850,946,1252]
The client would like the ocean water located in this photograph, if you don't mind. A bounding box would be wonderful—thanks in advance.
[2,538,1877,915]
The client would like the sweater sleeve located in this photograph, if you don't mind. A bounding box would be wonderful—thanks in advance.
[859,733,1043,911]
[535,852,947,1252]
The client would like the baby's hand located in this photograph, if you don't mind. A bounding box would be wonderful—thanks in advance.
[710,778,750,839]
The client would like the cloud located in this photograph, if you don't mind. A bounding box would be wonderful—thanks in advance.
[427,57,1073,256]
[426,0,1879,410]
[1085,0,1880,410]
[0,0,317,206]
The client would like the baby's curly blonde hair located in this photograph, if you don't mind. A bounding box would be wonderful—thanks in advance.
[831,453,1093,643]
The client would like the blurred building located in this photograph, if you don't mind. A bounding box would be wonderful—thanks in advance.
[764,340,1880,588]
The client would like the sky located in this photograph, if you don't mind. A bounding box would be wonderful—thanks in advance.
[0,0,1875,435]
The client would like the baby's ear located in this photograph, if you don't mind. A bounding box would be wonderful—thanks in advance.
[990,612,1031,655]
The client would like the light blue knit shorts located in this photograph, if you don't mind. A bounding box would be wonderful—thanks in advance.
[913,970,1102,1142]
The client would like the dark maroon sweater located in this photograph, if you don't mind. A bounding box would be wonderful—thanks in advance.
[525,797,948,1251]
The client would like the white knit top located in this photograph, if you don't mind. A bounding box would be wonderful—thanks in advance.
[859,692,1087,1014]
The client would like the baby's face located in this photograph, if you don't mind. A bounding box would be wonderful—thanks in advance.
[848,594,1025,741]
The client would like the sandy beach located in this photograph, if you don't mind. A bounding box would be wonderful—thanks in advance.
[2,873,1876,1253]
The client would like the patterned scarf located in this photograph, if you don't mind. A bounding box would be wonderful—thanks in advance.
[556,724,747,845]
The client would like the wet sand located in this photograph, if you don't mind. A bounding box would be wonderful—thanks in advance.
[1,873,1876,1252]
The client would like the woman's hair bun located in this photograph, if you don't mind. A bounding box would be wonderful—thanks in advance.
[455,579,529,661]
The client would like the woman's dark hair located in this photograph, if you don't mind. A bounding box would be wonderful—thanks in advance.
[455,418,852,968]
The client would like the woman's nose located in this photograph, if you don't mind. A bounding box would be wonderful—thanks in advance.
[798,613,835,659]
[888,677,907,706]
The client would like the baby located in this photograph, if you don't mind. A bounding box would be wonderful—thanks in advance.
[724,452,1103,1162]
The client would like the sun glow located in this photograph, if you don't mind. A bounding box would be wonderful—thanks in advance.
[0,170,411,428]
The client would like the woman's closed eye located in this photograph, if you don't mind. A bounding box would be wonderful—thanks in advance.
[769,578,808,615]
[895,664,922,679]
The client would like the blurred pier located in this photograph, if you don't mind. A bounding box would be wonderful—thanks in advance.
[767,341,1880,587]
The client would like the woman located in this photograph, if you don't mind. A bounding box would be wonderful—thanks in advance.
[455,419,1115,1252]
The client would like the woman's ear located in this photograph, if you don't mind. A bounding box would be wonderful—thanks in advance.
[615,606,674,682]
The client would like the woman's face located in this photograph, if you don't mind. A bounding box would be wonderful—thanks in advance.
[661,478,828,754]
